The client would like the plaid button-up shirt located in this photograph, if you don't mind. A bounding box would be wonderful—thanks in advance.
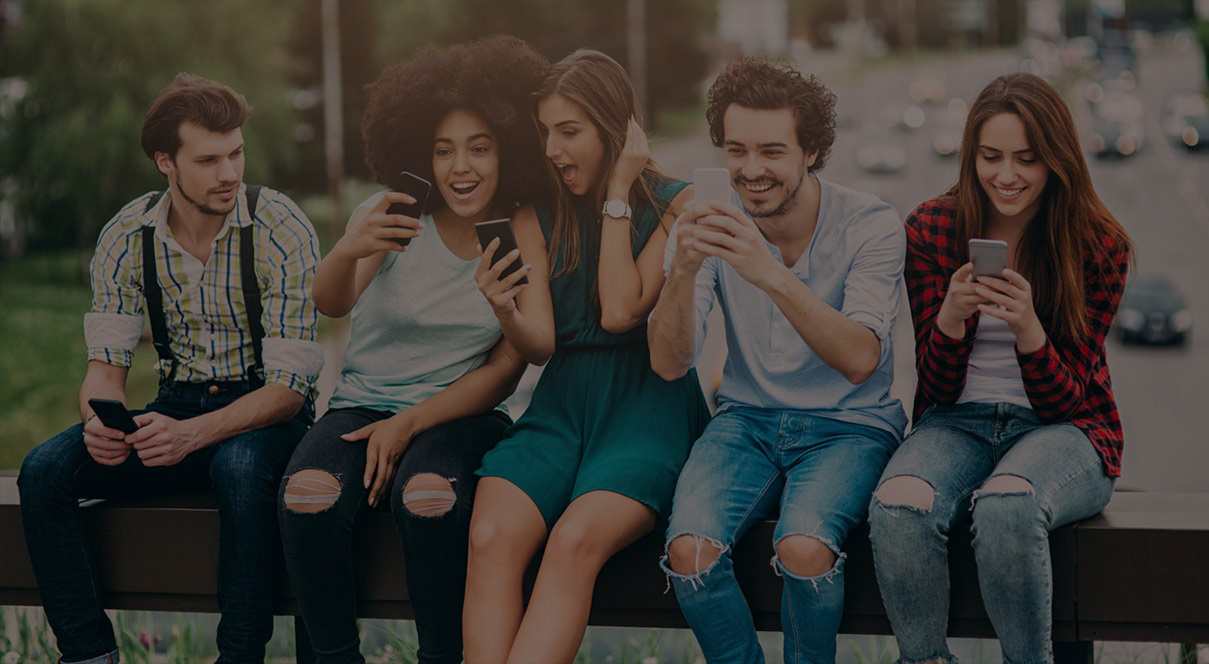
[905,197,1128,477]
[84,185,323,400]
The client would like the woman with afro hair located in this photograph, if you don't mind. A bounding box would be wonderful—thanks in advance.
[464,49,710,663]
[277,35,551,664]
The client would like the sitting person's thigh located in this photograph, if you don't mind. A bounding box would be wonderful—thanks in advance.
[981,422,1113,530]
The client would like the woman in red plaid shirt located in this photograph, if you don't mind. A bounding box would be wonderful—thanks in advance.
[868,72,1132,664]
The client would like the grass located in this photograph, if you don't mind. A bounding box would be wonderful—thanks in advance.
[0,252,160,469]
[654,99,708,138]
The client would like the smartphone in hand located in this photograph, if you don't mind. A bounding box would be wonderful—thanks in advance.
[969,238,1008,279]
[88,398,140,435]
[693,168,733,206]
[387,171,432,247]
[475,218,529,285]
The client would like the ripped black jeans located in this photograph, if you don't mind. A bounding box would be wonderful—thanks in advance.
[278,407,509,664]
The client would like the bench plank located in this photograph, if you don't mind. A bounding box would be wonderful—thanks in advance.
[1075,492,1209,642]
[2,472,1203,652]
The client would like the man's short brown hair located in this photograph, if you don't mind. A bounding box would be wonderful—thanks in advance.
[140,73,250,161]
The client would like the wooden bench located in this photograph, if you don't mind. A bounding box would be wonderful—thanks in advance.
[2,471,1206,663]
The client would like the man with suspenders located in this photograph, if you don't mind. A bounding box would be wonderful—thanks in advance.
[18,73,322,663]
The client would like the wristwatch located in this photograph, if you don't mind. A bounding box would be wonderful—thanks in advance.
[601,198,632,221]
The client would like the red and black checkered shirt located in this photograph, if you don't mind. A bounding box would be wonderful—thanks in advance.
[905,198,1128,477]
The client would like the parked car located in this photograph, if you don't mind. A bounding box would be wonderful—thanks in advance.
[1089,116,1145,158]
[1089,91,1145,158]
[1114,274,1192,345]
[1161,92,1209,151]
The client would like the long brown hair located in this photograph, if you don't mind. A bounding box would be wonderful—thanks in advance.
[948,72,1131,343]
[534,49,669,277]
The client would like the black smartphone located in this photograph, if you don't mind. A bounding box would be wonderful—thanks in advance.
[386,171,432,247]
[474,218,529,286]
[88,398,140,435]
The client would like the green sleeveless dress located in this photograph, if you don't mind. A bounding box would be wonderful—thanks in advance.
[477,178,710,529]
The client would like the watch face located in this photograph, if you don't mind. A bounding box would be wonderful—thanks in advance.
[604,199,630,218]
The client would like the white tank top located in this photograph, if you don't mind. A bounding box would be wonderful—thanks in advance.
[957,313,1033,409]
[327,194,503,413]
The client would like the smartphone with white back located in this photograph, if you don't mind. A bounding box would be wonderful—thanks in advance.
[693,168,732,206]
[969,238,1008,279]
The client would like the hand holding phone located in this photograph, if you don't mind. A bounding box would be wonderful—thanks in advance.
[88,398,140,435]
[969,238,1008,279]
[475,218,529,286]
[387,171,432,247]
[693,168,733,207]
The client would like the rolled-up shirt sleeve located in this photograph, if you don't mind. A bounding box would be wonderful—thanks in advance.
[85,215,145,367]
[841,204,906,360]
[257,196,323,396]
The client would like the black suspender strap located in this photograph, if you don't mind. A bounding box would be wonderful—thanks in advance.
[140,187,265,387]
[141,224,177,383]
[141,192,175,383]
[240,186,265,387]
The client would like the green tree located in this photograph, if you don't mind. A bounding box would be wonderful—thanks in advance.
[375,0,711,126]
[0,0,299,261]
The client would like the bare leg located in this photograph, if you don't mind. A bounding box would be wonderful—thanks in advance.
[463,477,548,664]
[507,490,656,663]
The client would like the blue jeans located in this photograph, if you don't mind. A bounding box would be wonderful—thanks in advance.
[661,406,899,664]
[868,403,1114,664]
[17,380,311,664]
[279,408,509,664]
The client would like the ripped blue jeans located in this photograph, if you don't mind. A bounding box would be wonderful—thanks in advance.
[868,403,1114,664]
[661,406,899,663]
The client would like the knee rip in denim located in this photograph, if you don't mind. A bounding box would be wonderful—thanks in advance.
[283,468,342,514]
[970,474,1034,508]
[661,534,728,591]
[402,473,457,517]
[772,533,845,591]
[873,475,936,514]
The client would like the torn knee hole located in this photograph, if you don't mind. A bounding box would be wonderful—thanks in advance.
[978,474,1034,496]
[666,534,725,575]
[875,475,936,512]
[402,473,456,517]
[283,469,341,513]
[775,535,839,578]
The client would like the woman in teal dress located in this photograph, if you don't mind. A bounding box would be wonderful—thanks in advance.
[463,49,710,663]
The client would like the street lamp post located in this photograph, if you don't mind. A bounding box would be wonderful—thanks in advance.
[321,0,344,240]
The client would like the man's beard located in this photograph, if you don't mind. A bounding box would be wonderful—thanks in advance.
[740,170,805,220]
[175,168,236,217]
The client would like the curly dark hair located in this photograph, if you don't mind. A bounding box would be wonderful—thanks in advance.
[706,57,837,172]
[362,35,550,212]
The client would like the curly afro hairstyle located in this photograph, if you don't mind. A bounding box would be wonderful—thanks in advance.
[706,57,837,173]
[362,35,550,213]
